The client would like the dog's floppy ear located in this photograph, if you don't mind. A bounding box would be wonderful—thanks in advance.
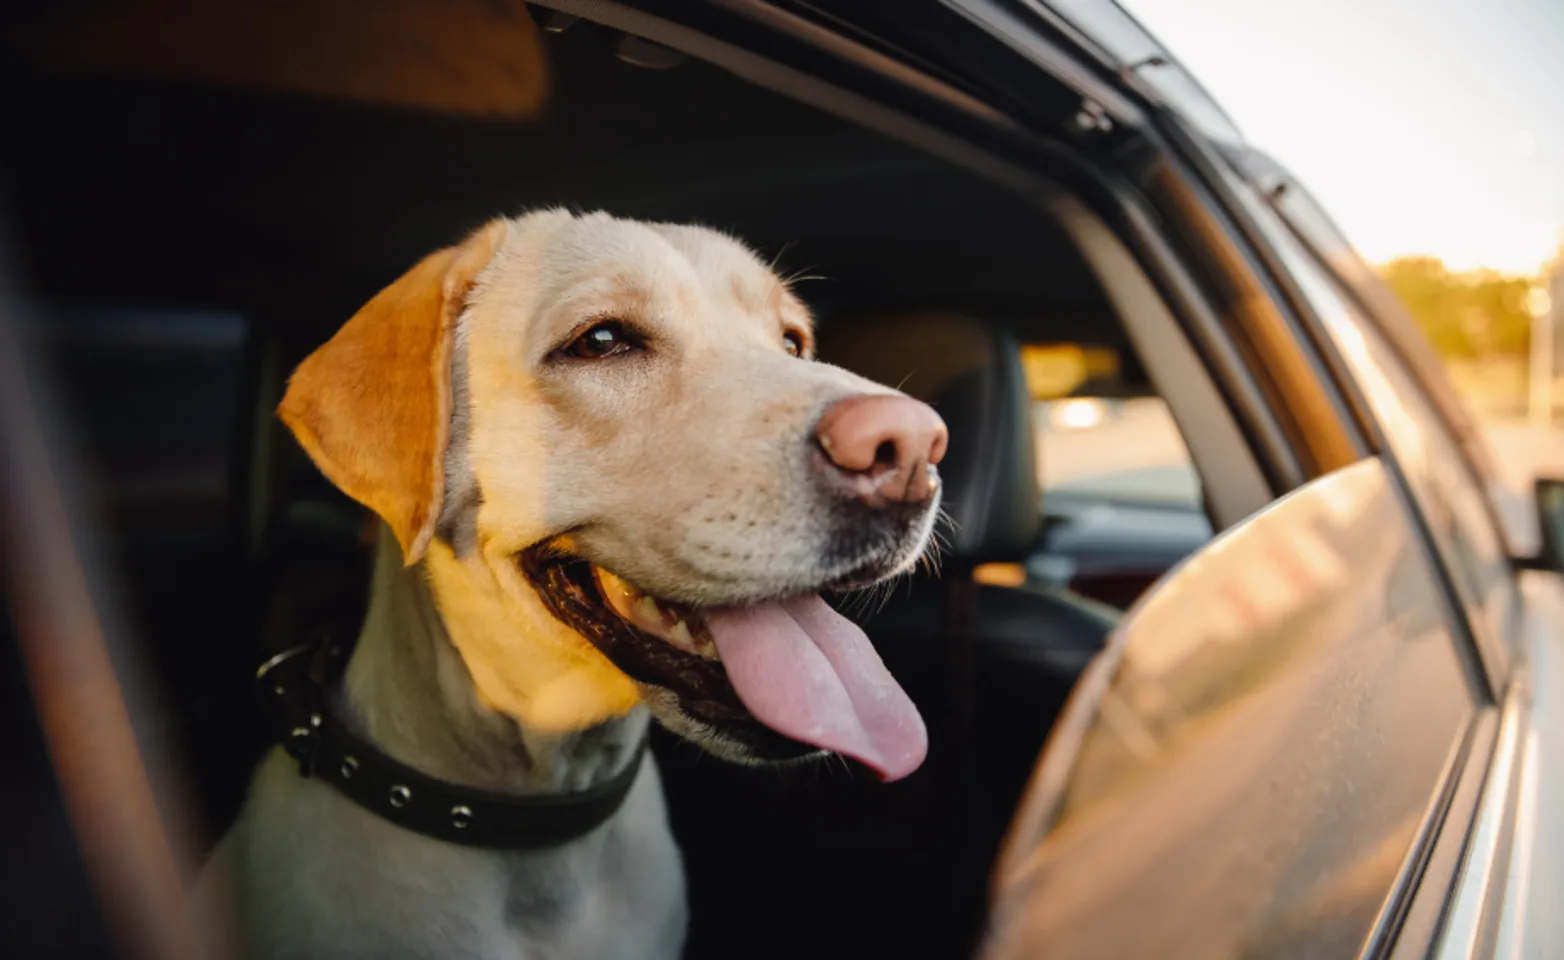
[278,219,507,564]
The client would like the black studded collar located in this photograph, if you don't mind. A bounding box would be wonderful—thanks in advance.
[255,637,647,849]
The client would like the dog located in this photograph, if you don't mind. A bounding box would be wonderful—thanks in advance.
[194,209,948,959]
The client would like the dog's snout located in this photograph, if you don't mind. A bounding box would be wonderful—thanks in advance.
[815,394,948,506]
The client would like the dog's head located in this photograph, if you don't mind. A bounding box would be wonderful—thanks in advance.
[279,210,945,780]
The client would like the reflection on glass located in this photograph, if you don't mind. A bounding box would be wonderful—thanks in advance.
[985,461,1476,960]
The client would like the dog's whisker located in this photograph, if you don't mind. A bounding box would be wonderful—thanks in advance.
[767,240,798,273]
[870,581,898,617]
[935,507,960,534]
[838,592,862,619]
[786,274,828,287]
[780,264,829,288]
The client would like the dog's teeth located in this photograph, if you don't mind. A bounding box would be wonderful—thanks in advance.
[635,596,661,625]
[669,620,719,660]
[595,568,640,611]
[593,565,715,658]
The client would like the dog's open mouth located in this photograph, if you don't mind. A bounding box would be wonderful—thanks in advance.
[519,547,928,781]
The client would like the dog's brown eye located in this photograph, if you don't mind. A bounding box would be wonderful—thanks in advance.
[783,331,805,358]
[564,322,639,359]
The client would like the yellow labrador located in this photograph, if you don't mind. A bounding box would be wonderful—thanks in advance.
[196,210,946,959]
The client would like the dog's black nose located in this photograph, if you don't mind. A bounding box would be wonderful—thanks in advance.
[814,394,947,508]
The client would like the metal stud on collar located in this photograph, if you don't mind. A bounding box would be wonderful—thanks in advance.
[451,805,474,829]
[389,785,411,808]
[339,755,359,780]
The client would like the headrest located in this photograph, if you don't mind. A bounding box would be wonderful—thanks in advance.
[818,314,1040,565]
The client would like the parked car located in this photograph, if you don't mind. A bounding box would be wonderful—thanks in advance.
[1,1,1558,958]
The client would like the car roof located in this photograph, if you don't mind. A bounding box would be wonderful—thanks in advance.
[1016,0,1247,146]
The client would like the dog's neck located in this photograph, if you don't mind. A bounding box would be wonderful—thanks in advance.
[339,526,647,796]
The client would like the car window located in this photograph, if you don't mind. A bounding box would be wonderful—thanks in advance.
[1242,199,1520,678]
[1036,396,1202,509]
[985,459,1480,959]
[1021,343,1204,510]
[1019,342,1213,608]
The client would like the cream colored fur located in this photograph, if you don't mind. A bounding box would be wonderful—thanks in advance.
[197,210,932,959]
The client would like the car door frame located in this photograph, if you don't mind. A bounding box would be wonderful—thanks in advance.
[987,11,1532,957]
[1185,173,1522,958]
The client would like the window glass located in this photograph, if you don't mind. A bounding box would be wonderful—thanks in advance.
[1245,203,1520,669]
[1021,343,1203,510]
[985,459,1477,960]
[1020,342,1212,608]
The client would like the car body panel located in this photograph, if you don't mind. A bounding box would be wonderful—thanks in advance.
[1473,572,1564,960]
[984,458,1480,959]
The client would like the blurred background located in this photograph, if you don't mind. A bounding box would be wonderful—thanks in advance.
[1040,0,1564,498]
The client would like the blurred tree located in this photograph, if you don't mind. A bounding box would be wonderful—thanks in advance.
[1379,256,1532,358]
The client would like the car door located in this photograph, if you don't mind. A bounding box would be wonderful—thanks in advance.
[982,456,1484,959]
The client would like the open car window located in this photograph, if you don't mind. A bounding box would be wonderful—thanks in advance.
[985,458,1482,960]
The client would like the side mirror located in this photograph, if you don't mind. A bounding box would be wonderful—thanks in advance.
[1521,477,1564,572]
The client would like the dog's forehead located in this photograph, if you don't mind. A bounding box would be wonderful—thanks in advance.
[645,222,765,280]
[650,223,813,327]
[531,216,781,304]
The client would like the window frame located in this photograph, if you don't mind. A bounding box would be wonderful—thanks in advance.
[1220,172,1522,693]
[1220,147,1506,492]
[1191,152,1524,959]
[1261,163,1515,548]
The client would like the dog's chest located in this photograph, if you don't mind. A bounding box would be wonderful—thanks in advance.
[220,750,687,960]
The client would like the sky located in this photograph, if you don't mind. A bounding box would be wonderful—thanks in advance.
[1120,0,1564,277]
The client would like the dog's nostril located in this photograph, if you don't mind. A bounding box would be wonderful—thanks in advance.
[814,393,948,506]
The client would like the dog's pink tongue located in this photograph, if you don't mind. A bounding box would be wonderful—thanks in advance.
[705,595,927,782]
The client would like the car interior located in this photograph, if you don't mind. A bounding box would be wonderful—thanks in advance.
[3,8,1221,958]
